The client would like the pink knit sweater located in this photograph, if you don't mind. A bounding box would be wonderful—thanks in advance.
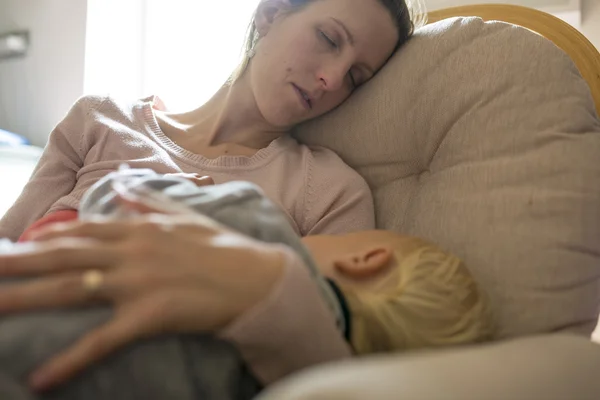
[0,95,375,384]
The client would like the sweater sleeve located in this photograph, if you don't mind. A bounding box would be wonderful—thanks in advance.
[218,247,352,385]
[0,96,101,241]
[302,147,375,236]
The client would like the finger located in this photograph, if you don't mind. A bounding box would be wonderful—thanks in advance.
[0,239,117,276]
[191,175,214,187]
[28,312,142,392]
[0,270,116,313]
[166,172,214,187]
[164,172,197,182]
[30,220,131,242]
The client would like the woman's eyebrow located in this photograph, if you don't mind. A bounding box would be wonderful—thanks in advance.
[330,17,376,75]
[331,17,354,46]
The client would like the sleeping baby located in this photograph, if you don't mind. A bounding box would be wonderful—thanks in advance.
[0,167,492,399]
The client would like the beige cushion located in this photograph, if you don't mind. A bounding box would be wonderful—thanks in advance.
[295,17,600,339]
[258,335,600,400]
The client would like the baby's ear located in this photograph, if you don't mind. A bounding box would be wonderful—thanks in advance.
[334,246,394,280]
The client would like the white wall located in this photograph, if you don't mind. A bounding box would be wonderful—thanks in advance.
[581,0,600,50]
[0,0,87,146]
[84,0,145,102]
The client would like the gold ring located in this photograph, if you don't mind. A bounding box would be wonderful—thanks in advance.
[82,270,104,293]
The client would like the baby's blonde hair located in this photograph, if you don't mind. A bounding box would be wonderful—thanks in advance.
[341,241,493,355]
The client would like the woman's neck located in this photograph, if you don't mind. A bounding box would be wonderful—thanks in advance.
[161,75,289,150]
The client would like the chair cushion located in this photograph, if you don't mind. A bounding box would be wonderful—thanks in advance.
[294,17,600,338]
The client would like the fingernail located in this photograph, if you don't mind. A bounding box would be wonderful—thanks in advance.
[29,371,50,390]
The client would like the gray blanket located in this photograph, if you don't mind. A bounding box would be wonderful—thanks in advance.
[0,308,261,399]
[0,168,342,399]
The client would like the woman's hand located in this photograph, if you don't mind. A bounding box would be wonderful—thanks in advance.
[0,214,284,392]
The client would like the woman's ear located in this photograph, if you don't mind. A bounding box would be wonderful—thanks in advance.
[255,0,291,37]
[333,246,394,280]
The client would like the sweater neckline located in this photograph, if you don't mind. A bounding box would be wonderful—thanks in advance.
[135,96,297,170]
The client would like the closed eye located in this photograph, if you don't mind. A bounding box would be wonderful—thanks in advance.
[320,31,338,49]
[348,72,357,89]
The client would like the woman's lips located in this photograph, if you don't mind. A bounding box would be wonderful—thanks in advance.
[292,84,312,110]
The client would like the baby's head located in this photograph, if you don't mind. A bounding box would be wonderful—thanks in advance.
[301,231,493,355]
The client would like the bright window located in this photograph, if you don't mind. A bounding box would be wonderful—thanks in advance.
[85,0,258,111]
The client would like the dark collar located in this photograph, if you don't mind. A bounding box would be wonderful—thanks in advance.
[326,278,352,342]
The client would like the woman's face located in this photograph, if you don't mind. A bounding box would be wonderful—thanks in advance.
[249,0,399,127]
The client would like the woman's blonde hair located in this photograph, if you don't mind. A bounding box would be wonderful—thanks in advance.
[229,0,428,83]
[341,242,493,355]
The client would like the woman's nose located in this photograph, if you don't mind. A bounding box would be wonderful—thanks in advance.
[317,62,349,92]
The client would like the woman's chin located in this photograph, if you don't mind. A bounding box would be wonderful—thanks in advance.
[263,110,303,129]
[257,98,313,127]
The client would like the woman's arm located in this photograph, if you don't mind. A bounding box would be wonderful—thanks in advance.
[0,96,101,241]
[219,246,352,385]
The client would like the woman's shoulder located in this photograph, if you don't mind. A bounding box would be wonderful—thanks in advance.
[293,142,375,235]
[67,94,159,123]
[283,138,350,170]
[56,94,168,159]
[301,143,367,187]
